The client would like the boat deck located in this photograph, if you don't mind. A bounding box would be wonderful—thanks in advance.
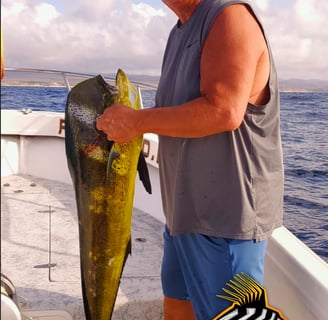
[1,174,164,320]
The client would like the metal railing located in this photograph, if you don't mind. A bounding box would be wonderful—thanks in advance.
[2,67,158,91]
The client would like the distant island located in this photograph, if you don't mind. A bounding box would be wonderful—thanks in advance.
[279,79,328,92]
[1,69,327,92]
[118,75,328,92]
[0,70,159,89]
[117,75,328,92]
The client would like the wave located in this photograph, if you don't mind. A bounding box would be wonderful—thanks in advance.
[285,168,327,177]
[284,195,327,210]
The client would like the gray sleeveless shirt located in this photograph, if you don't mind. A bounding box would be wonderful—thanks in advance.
[155,0,284,241]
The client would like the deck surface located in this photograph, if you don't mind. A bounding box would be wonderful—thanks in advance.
[1,174,164,320]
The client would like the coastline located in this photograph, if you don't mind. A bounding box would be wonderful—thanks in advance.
[279,89,328,93]
[2,68,327,92]
[1,81,67,88]
[0,80,159,90]
[2,81,327,93]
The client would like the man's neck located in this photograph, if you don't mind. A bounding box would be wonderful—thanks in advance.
[163,0,201,23]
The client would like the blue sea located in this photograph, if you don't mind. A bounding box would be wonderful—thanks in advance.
[1,86,327,262]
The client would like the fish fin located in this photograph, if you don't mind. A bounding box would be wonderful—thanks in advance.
[127,237,132,257]
[137,151,152,194]
[81,275,92,320]
[106,149,120,177]
[122,238,132,274]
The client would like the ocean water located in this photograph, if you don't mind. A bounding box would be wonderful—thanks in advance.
[1,86,327,262]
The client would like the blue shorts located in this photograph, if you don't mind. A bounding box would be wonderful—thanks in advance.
[161,225,267,320]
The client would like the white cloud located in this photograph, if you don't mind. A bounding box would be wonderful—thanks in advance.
[2,2,26,17]
[1,0,327,80]
[254,0,270,12]
[34,3,59,27]
[252,0,328,80]
[295,0,320,24]
[1,0,176,75]
[132,2,165,25]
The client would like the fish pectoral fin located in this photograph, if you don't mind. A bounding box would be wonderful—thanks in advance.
[106,149,120,177]
[137,151,152,194]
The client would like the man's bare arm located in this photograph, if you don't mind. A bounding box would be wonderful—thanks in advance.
[97,5,269,143]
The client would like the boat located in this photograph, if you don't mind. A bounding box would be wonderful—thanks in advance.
[1,68,328,320]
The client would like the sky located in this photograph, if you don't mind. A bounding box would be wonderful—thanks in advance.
[1,0,328,80]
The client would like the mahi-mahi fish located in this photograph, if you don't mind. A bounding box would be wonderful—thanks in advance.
[65,69,152,320]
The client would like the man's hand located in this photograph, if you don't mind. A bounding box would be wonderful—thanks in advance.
[96,104,140,143]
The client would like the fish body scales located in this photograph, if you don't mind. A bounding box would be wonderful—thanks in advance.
[65,69,149,320]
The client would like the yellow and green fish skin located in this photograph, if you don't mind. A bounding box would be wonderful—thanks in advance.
[65,69,151,320]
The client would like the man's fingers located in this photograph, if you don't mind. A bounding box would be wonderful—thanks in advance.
[96,116,106,131]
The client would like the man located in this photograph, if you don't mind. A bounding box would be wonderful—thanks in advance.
[97,0,284,319]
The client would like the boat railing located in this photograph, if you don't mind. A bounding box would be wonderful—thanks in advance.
[2,67,158,92]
